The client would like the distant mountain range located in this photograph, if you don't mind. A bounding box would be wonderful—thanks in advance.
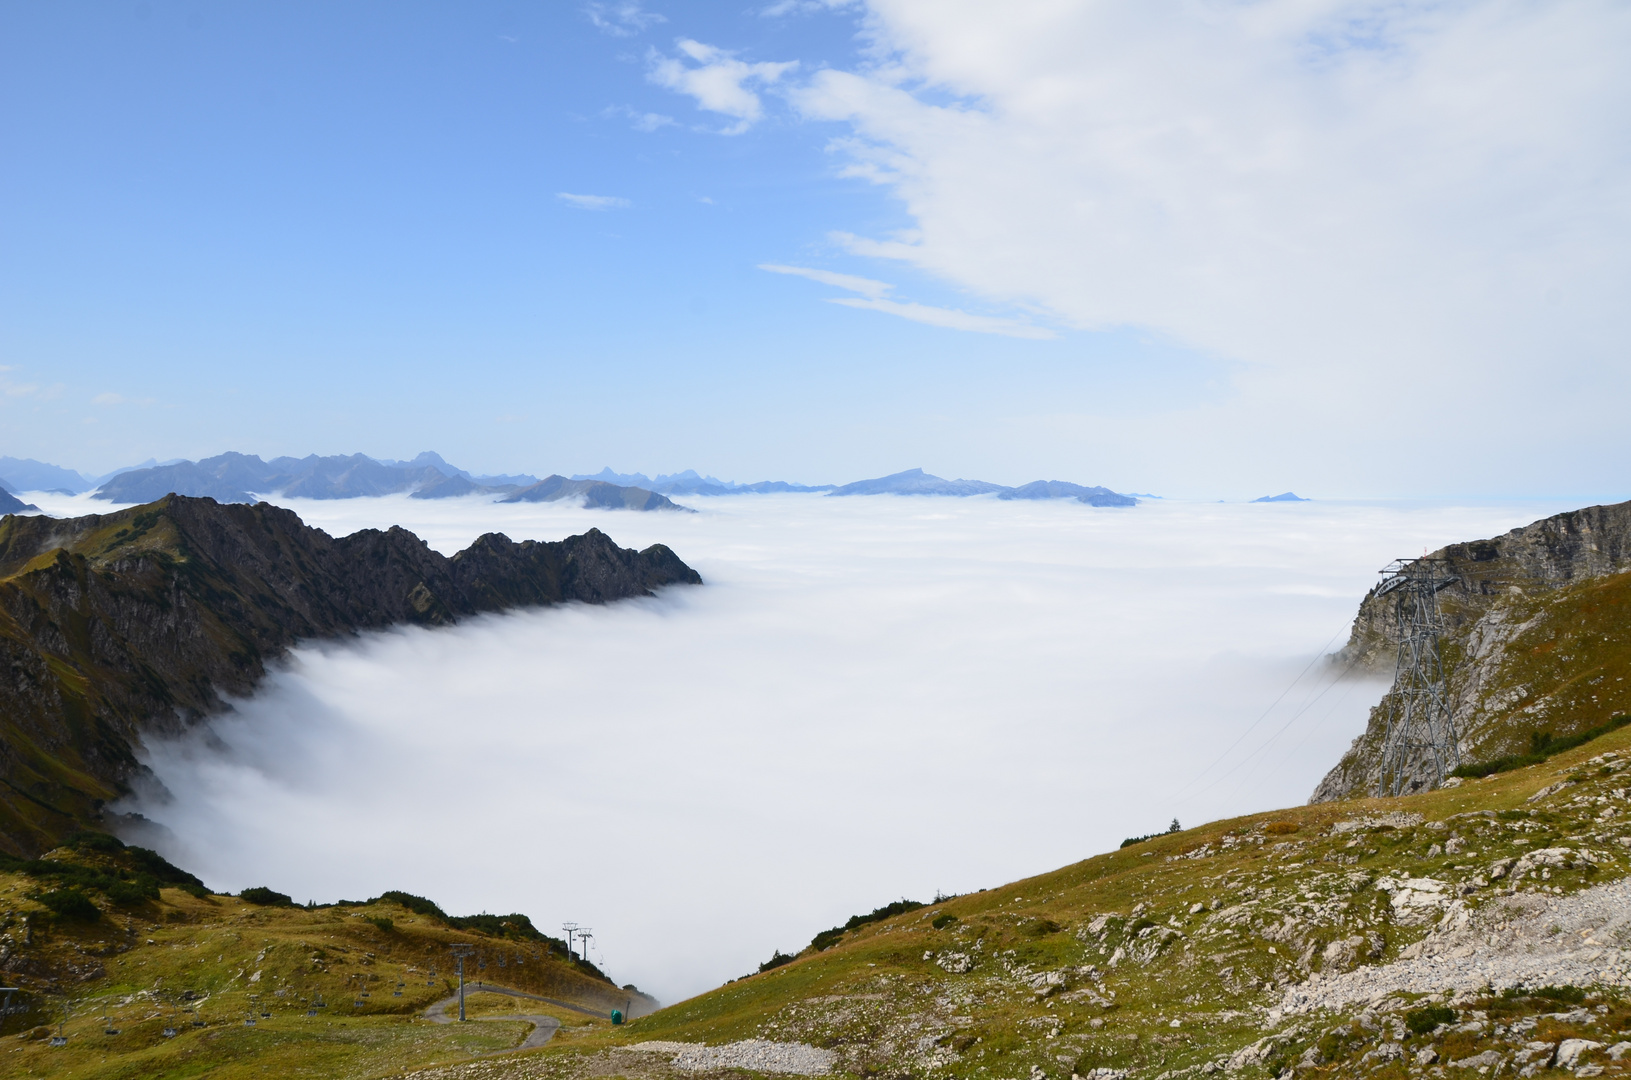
[829,469,1137,506]
[0,453,1139,512]
[571,467,835,495]
[0,456,95,494]
[1252,491,1309,503]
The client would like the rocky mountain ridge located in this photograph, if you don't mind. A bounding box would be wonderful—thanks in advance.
[1312,498,1631,801]
[0,495,701,856]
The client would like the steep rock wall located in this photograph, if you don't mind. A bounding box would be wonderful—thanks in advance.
[1312,499,1631,801]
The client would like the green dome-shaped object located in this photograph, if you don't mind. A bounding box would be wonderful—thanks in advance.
[610,1008,624,1025]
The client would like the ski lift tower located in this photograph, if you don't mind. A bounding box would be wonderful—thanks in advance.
[450,945,476,1022]
[1374,557,1461,796]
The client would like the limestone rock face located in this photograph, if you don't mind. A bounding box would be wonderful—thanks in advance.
[1312,499,1631,802]
[0,495,702,854]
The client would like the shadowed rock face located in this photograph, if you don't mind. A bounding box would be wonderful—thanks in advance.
[0,495,702,855]
[1312,499,1631,803]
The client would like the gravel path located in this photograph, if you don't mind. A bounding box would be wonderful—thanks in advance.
[628,1038,837,1074]
[423,984,571,1052]
[1274,875,1631,1017]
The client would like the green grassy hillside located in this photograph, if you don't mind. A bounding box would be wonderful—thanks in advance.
[0,844,642,1079]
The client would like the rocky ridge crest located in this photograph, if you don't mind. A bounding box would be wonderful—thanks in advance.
[0,495,701,855]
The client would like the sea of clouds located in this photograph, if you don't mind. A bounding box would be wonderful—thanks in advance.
[21,490,1581,1001]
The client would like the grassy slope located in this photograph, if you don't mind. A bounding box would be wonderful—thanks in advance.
[0,884,635,1079]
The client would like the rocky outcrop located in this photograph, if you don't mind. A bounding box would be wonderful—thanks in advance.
[1312,499,1631,801]
[0,495,702,855]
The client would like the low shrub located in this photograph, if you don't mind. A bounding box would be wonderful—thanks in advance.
[239,887,294,907]
[1265,821,1300,835]
[932,914,959,930]
[811,928,845,952]
[1451,717,1631,778]
[758,950,796,973]
[38,888,100,921]
[365,915,394,933]
[1121,819,1181,848]
[810,898,926,951]
[373,891,448,920]
[1405,1005,1455,1035]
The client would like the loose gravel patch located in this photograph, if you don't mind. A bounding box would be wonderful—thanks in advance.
[630,1039,837,1075]
[1275,875,1631,1016]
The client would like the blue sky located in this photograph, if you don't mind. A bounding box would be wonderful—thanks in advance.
[2,1,1627,498]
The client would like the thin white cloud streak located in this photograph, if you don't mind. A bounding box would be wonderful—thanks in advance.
[785,0,1631,490]
[649,40,797,134]
[585,2,665,37]
[758,262,1054,336]
[117,493,1576,1003]
[557,192,631,211]
[827,296,1055,338]
[758,262,893,299]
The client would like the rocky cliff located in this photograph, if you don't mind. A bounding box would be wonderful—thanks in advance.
[0,495,702,855]
[1312,498,1631,801]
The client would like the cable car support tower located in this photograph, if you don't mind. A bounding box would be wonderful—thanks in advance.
[1375,557,1461,796]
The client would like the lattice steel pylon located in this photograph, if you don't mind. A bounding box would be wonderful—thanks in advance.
[1374,557,1461,796]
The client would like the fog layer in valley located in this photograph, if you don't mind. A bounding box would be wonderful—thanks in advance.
[17,491,1574,1001]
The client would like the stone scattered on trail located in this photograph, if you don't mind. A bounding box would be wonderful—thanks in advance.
[630,1040,836,1075]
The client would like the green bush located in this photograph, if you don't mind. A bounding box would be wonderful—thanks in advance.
[39,888,100,921]
[365,915,395,933]
[811,928,845,952]
[1452,717,1630,778]
[445,912,545,941]
[1405,1005,1455,1034]
[1120,819,1181,848]
[373,890,447,920]
[932,914,959,930]
[103,879,160,907]
[809,898,925,952]
[64,830,126,854]
[758,950,795,973]
[239,886,294,907]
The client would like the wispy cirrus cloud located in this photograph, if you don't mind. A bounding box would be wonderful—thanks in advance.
[828,296,1055,339]
[758,262,891,299]
[584,1,664,37]
[648,40,797,135]
[557,192,631,211]
[760,0,859,15]
[758,262,1053,339]
[603,105,676,133]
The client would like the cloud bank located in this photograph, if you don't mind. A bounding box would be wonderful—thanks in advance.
[116,493,1575,1002]
[644,1,1631,491]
